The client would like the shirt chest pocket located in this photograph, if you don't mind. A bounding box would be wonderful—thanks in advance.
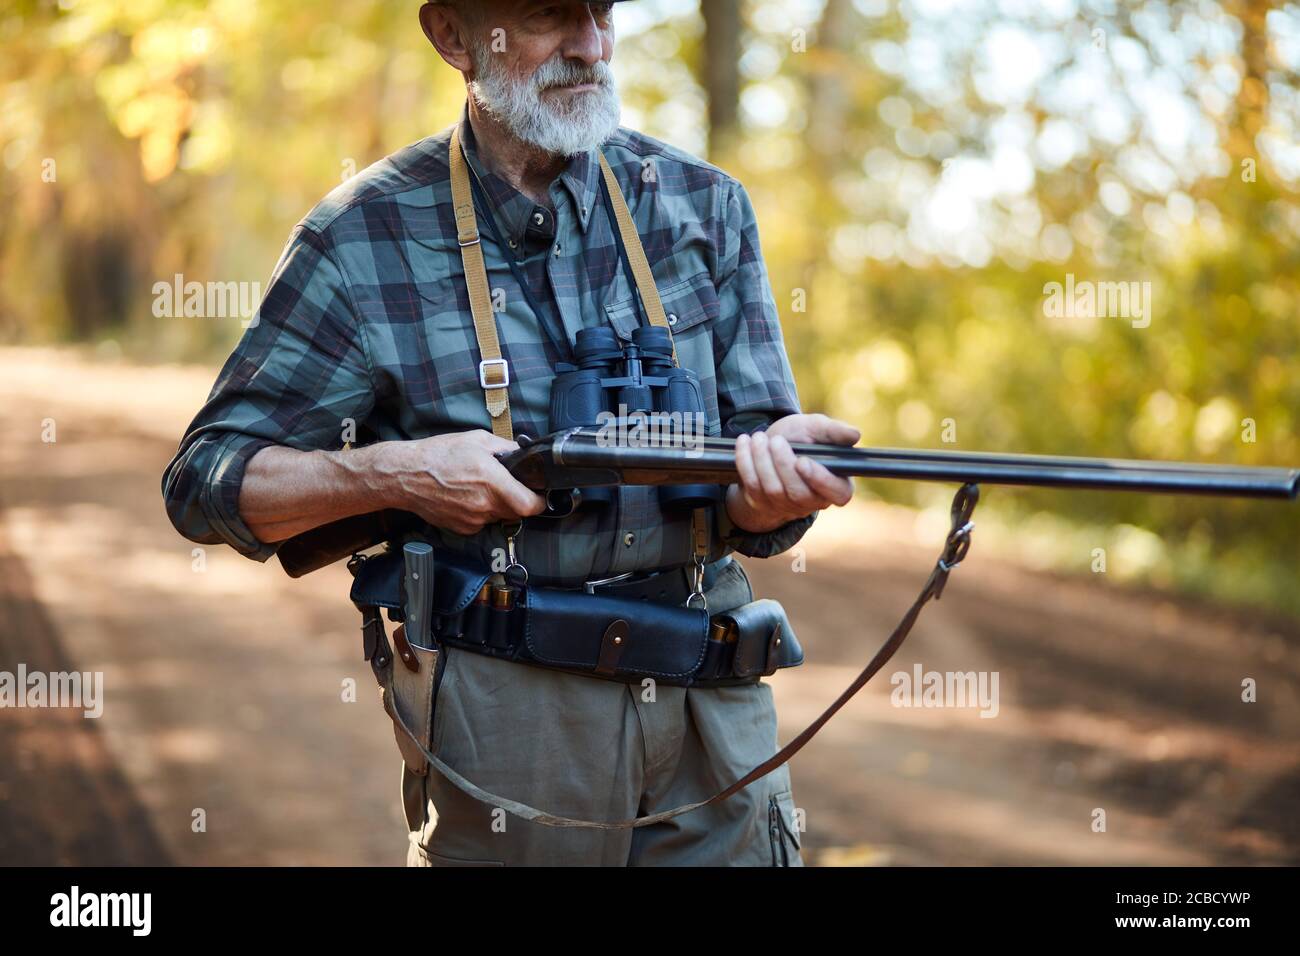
[603,271,717,341]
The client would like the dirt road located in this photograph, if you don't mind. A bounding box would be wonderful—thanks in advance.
[2,347,1296,865]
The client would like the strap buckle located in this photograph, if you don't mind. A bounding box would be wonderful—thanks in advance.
[479,358,510,390]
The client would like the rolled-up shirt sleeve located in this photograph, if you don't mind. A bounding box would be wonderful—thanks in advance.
[161,224,376,561]
[710,178,817,559]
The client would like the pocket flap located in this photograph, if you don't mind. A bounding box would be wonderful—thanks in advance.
[349,546,493,619]
[349,548,405,610]
[523,586,710,679]
[726,599,804,677]
[604,272,718,341]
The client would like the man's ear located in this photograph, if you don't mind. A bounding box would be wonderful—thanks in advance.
[419,2,475,75]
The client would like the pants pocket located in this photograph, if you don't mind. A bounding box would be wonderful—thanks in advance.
[768,789,803,867]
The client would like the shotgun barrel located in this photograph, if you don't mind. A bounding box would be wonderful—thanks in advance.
[533,427,1300,499]
[276,428,1299,577]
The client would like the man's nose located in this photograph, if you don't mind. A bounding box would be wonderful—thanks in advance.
[563,9,607,67]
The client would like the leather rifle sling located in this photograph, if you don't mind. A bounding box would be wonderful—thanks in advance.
[449,126,513,440]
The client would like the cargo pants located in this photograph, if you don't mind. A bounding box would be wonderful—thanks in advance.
[400,558,805,866]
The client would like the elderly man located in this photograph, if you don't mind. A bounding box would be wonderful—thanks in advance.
[163,0,860,866]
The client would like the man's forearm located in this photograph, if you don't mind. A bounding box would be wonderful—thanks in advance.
[239,444,395,544]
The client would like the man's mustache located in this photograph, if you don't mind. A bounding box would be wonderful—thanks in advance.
[534,57,613,92]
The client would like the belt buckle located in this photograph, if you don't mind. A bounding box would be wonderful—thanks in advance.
[583,570,637,595]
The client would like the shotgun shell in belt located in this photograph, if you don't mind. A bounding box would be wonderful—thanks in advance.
[474,582,491,605]
[709,619,737,643]
[490,585,515,610]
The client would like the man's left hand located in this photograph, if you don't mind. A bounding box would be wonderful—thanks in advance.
[724,413,862,534]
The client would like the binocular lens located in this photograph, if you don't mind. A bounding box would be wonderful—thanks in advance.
[631,325,673,359]
[574,326,621,362]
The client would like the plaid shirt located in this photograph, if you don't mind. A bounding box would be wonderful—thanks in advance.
[162,115,814,584]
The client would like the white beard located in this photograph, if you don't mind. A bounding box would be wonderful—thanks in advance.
[468,43,622,157]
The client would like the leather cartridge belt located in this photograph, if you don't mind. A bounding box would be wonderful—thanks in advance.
[349,545,804,688]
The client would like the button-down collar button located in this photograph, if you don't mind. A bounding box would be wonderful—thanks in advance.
[667,313,679,326]
[623,532,635,547]
[533,211,545,227]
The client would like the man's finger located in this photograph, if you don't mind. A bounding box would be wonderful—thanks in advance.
[733,433,768,511]
[797,457,854,506]
[489,466,547,517]
[750,431,787,501]
[809,415,861,447]
[471,429,521,453]
[769,436,818,510]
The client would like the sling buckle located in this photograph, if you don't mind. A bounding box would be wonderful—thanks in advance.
[479,358,510,390]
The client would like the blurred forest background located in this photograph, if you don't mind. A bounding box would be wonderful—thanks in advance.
[2,0,1298,614]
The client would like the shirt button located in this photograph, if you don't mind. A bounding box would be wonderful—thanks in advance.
[623,532,635,547]
[667,313,678,326]
[554,244,562,256]
[508,238,518,249]
[533,211,545,227]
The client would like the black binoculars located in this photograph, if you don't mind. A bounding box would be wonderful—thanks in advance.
[549,325,723,511]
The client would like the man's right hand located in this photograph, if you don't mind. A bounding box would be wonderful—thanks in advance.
[375,430,547,536]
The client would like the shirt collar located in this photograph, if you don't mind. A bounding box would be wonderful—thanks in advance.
[457,109,600,240]
[557,149,600,233]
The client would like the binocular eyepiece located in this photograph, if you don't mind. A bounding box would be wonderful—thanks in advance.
[571,325,673,366]
[549,325,722,512]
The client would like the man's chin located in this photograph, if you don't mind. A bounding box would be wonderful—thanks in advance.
[523,105,620,156]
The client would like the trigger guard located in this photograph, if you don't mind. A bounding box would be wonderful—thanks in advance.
[542,488,581,518]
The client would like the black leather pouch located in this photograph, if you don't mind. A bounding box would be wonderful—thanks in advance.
[522,586,711,682]
[349,547,405,615]
[349,547,494,626]
[720,599,804,678]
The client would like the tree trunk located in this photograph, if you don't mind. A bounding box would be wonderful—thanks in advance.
[700,0,742,159]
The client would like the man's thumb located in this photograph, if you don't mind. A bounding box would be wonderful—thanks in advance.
[816,417,861,446]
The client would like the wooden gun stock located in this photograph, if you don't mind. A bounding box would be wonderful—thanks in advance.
[277,508,419,578]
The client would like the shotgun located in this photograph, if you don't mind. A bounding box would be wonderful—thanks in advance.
[275,425,1300,578]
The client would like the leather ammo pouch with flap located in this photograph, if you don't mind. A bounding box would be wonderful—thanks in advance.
[349,546,804,696]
